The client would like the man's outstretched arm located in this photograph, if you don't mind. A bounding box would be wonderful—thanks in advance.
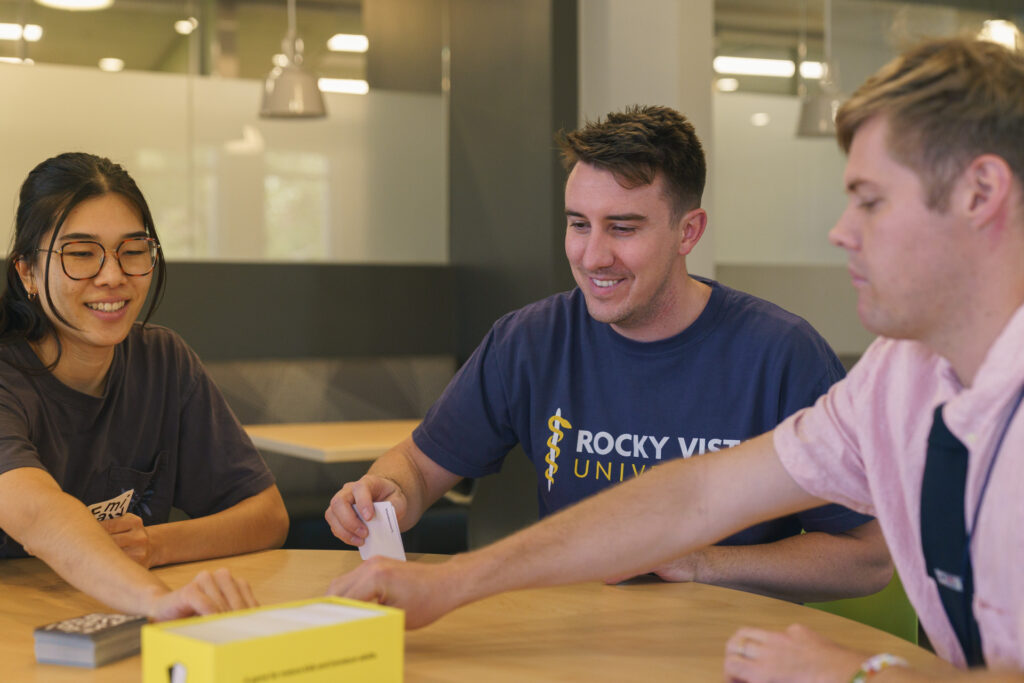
[328,432,822,627]
[635,519,892,603]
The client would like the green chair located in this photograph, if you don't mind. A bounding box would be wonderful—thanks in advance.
[807,571,918,644]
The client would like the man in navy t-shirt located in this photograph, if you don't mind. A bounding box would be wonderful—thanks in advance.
[326,105,891,602]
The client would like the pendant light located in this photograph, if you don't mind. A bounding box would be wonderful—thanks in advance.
[796,0,841,138]
[260,0,326,119]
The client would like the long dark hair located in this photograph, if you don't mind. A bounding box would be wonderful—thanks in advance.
[0,153,167,364]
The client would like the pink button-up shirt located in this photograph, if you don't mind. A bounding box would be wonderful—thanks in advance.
[775,305,1024,670]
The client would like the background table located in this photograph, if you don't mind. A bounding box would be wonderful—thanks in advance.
[244,420,419,463]
[0,550,949,682]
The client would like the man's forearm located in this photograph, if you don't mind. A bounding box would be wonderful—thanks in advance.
[690,521,893,602]
[442,436,823,608]
[148,485,289,567]
[364,439,461,530]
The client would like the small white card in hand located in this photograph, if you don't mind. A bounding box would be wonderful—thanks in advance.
[354,501,406,562]
[88,489,134,522]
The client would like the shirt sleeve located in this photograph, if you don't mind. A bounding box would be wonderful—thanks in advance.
[772,322,874,529]
[774,343,879,517]
[171,341,276,518]
[0,382,45,477]
[413,324,519,478]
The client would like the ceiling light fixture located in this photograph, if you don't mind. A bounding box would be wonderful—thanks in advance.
[34,0,113,11]
[318,78,369,95]
[715,77,739,92]
[713,56,824,79]
[98,57,123,72]
[174,18,198,36]
[0,23,43,41]
[796,0,841,138]
[326,33,368,53]
[979,19,1020,49]
[259,0,326,119]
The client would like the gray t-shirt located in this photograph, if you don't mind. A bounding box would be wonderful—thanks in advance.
[0,323,275,558]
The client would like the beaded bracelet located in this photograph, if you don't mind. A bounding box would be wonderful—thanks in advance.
[850,653,909,682]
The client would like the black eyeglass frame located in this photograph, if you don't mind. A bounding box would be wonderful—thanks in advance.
[35,237,161,281]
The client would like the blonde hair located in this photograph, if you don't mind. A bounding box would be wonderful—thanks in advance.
[836,37,1024,210]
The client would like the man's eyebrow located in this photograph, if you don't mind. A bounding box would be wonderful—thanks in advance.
[564,209,648,221]
[845,179,874,194]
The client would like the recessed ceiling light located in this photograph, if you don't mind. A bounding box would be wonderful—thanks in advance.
[715,77,739,92]
[0,23,43,42]
[98,57,124,72]
[714,56,826,80]
[326,34,369,53]
[318,78,369,95]
[979,19,1019,49]
[750,112,771,127]
[35,0,113,10]
[174,18,198,35]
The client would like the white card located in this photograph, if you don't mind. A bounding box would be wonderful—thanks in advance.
[88,489,134,522]
[354,502,406,562]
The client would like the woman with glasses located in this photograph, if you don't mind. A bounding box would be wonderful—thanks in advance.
[0,153,289,620]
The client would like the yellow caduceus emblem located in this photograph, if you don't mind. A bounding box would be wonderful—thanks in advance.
[545,408,572,491]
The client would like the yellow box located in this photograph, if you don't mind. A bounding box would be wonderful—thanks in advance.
[141,597,403,683]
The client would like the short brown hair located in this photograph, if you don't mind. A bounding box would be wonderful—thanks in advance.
[555,105,706,219]
[836,37,1024,210]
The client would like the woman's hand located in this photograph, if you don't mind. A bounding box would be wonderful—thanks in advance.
[148,568,259,622]
[99,513,155,568]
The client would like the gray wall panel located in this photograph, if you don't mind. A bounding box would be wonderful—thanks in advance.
[150,262,456,361]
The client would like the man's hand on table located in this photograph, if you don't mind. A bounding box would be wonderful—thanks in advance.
[326,556,463,629]
[148,568,259,622]
[724,623,866,683]
[325,474,408,546]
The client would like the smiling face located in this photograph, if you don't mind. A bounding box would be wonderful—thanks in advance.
[829,115,966,342]
[564,162,704,341]
[17,193,153,357]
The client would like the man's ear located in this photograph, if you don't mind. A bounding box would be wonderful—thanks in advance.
[677,208,708,256]
[957,154,1013,230]
[14,257,36,297]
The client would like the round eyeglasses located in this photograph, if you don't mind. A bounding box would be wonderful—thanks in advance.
[36,237,161,281]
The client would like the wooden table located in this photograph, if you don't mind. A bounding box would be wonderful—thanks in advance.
[244,420,419,463]
[0,550,949,682]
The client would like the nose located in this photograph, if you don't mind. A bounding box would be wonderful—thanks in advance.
[828,206,861,252]
[580,229,615,272]
[92,249,128,286]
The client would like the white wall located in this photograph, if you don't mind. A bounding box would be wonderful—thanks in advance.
[712,91,848,266]
[577,0,715,278]
[0,62,448,264]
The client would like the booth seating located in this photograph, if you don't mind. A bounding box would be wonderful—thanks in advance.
[206,354,468,554]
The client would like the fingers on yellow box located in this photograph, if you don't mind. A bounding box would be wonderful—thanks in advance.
[142,597,403,683]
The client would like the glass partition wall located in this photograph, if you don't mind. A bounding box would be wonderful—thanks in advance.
[0,0,448,264]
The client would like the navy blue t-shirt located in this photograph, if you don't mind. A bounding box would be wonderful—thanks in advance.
[414,278,871,544]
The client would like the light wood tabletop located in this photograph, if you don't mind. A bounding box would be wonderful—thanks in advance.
[243,420,419,463]
[0,549,950,682]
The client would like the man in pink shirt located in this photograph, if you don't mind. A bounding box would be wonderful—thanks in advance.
[327,37,1024,681]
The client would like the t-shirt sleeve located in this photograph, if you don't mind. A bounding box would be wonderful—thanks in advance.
[774,347,877,517]
[413,325,518,478]
[171,341,276,517]
[0,385,45,477]
[773,323,874,530]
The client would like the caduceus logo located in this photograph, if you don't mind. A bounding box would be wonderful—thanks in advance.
[545,408,572,491]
